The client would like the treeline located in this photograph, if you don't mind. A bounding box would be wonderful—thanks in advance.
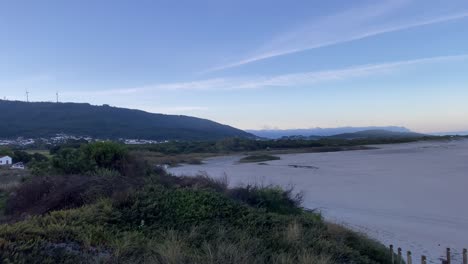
[0,149,48,164]
[1,141,147,177]
[128,136,444,155]
[42,142,146,177]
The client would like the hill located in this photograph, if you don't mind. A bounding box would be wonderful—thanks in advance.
[0,100,254,140]
[247,126,412,139]
[430,130,468,136]
[328,129,426,139]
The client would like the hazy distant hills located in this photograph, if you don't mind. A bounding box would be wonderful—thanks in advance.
[247,126,413,139]
[0,101,254,140]
[327,129,426,139]
[430,131,468,136]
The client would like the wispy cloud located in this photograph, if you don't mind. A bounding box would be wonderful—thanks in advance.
[73,54,468,95]
[205,1,468,72]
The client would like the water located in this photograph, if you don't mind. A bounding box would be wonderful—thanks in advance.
[170,140,468,263]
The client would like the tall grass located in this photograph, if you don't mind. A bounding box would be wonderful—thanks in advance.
[0,178,394,263]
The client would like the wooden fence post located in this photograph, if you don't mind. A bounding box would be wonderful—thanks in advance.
[446,248,451,264]
[463,248,467,264]
[390,245,394,264]
[421,255,426,264]
[398,248,402,264]
[407,251,412,264]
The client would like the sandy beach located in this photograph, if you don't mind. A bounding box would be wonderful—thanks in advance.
[169,139,468,263]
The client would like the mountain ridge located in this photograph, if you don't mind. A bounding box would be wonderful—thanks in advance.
[0,100,254,141]
[327,129,426,139]
[247,126,413,139]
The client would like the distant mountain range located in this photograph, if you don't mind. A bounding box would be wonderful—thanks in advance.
[247,126,413,139]
[327,129,426,140]
[0,101,254,141]
[430,131,468,136]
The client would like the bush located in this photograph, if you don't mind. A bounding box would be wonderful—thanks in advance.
[52,148,89,174]
[4,144,151,219]
[4,173,145,218]
[50,142,143,177]
[152,173,302,215]
[29,160,52,176]
[12,150,32,164]
[5,175,92,216]
[227,185,303,215]
[32,152,49,162]
[80,142,128,172]
[155,173,228,193]
[0,185,393,264]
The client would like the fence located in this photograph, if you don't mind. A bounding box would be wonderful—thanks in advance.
[389,245,467,264]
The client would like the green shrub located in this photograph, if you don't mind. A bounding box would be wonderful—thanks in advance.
[29,160,52,176]
[12,150,33,164]
[227,185,303,215]
[91,168,121,178]
[80,142,128,172]
[50,142,130,175]
[0,184,393,264]
[52,148,89,174]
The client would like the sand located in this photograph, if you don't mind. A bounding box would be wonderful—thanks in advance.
[169,139,468,263]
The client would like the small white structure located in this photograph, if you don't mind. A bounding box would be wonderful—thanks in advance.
[11,162,25,170]
[0,156,12,166]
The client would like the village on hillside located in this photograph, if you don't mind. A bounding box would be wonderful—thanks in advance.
[0,134,166,148]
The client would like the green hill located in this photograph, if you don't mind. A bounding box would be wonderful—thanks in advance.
[0,100,253,140]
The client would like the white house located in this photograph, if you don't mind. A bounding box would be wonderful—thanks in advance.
[0,156,12,166]
[11,162,25,170]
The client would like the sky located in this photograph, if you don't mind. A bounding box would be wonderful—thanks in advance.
[1,0,468,133]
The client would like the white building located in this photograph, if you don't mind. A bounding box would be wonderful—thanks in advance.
[0,156,12,166]
[11,162,25,170]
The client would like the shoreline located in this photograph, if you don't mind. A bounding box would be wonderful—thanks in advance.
[169,139,468,262]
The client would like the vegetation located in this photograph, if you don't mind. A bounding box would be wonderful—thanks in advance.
[129,136,447,156]
[240,154,281,163]
[0,142,395,263]
[0,191,7,217]
[0,148,49,164]
[128,135,454,166]
[126,150,208,167]
[0,100,253,140]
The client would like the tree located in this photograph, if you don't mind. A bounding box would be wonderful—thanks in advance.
[32,153,49,162]
[52,148,88,174]
[50,142,129,175]
[80,141,128,172]
[13,150,32,164]
[0,147,13,157]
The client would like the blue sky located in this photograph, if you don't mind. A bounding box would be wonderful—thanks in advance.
[1,0,468,133]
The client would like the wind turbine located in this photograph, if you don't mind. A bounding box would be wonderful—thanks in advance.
[56,91,59,103]
[25,90,30,102]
